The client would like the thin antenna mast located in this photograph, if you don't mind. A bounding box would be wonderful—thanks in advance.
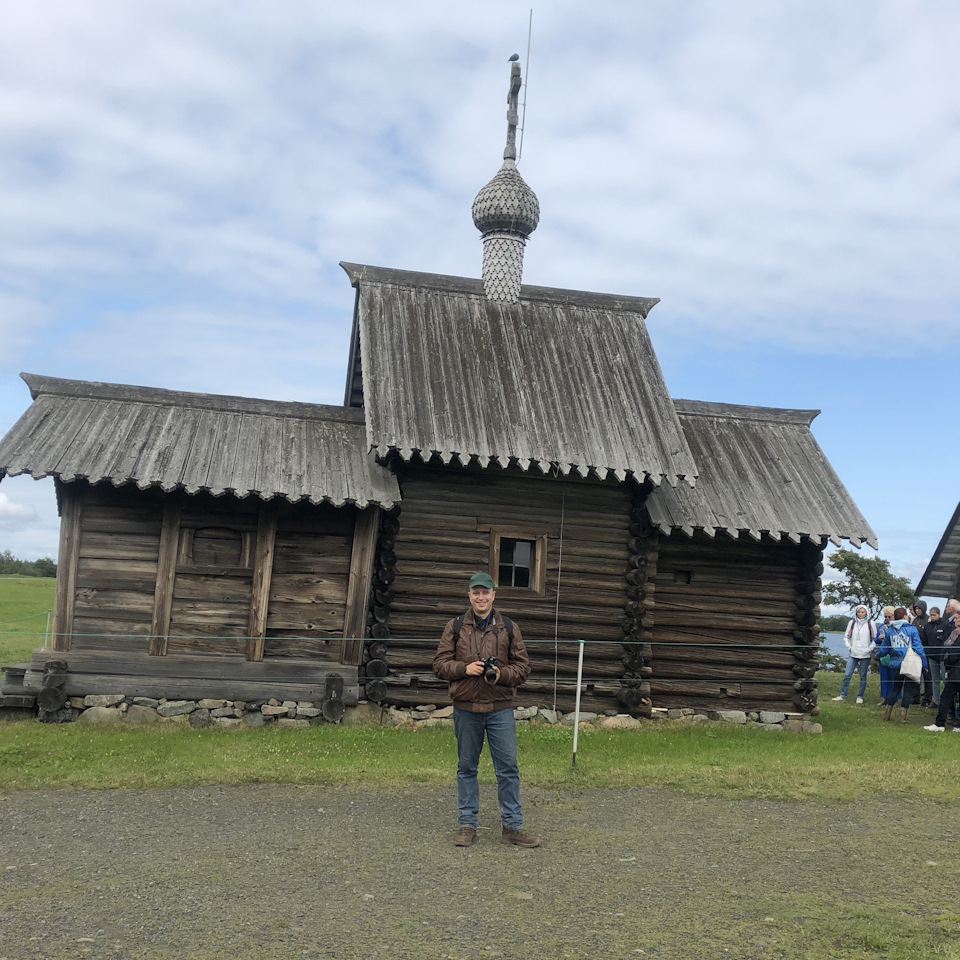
[518,9,533,161]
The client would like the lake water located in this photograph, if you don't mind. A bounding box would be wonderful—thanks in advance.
[822,632,847,658]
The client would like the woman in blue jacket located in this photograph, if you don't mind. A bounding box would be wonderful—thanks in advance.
[876,606,928,723]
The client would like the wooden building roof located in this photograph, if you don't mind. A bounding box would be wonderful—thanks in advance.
[342,262,698,487]
[645,399,878,547]
[916,501,960,598]
[0,374,400,509]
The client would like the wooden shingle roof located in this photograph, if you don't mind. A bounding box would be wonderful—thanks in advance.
[916,501,960,598]
[342,262,698,486]
[645,399,877,547]
[0,374,400,509]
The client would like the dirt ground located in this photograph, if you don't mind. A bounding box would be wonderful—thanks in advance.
[1,783,957,960]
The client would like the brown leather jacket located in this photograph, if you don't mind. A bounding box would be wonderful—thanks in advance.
[433,608,531,713]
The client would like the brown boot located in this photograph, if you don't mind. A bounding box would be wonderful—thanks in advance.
[501,826,540,848]
[883,705,893,721]
[454,826,476,847]
[899,708,909,724]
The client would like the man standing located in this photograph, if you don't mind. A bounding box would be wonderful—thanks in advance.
[433,571,540,848]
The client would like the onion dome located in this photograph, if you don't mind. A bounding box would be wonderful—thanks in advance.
[472,159,540,237]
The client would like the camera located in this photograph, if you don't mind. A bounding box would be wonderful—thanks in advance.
[481,656,499,682]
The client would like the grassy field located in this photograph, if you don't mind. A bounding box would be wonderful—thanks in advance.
[3,575,957,804]
[0,574,55,665]
[1,669,958,801]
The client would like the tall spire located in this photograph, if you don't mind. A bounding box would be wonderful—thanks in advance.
[472,58,540,304]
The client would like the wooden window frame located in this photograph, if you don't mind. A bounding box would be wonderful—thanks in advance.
[175,526,255,575]
[479,524,549,597]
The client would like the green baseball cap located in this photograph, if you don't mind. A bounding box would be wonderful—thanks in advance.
[468,572,495,590]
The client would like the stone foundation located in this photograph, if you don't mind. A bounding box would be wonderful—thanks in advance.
[1,694,821,733]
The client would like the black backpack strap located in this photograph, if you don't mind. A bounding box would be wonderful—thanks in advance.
[498,615,514,641]
[452,615,464,644]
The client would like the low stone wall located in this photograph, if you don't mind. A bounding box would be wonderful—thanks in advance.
[8,695,821,733]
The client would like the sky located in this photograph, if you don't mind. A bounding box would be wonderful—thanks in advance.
[1,0,958,607]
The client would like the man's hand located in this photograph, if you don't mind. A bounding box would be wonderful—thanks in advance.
[464,660,500,683]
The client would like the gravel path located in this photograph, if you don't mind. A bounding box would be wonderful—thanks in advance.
[1,784,956,959]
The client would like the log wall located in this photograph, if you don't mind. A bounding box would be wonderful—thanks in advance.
[72,484,164,653]
[647,526,823,713]
[58,481,365,669]
[264,502,356,657]
[366,465,638,713]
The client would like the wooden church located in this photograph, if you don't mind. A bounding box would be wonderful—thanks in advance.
[0,62,875,717]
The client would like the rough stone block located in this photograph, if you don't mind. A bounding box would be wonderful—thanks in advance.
[78,706,122,724]
[514,706,538,720]
[562,712,597,726]
[759,711,787,724]
[125,705,160,725]
[198,699,227,710]
[600,715,642,730]
[340,702,384,726]
[189,708,213,729]
[716,710,748,724]
[277,718,310,729]
[157,700,197,718]
[84,694,124,708]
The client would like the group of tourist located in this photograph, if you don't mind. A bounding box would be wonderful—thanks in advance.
[832,599,960,729]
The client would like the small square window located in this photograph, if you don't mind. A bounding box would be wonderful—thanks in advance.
[481,525,549,595]
[499,537,534,588]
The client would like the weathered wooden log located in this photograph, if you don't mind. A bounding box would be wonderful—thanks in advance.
[370,623,390,639]
[321,698,345,722]
[366,641,388,660]
[37,686,69,712]
[364,679,387,703]
[365,659,389,678]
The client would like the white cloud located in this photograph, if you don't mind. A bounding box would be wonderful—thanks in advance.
[1,0,959,579]
[0,489,38,528]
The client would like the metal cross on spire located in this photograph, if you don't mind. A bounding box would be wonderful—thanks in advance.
[503,58,522,162]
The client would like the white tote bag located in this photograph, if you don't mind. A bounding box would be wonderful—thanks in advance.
[899,644,923,683]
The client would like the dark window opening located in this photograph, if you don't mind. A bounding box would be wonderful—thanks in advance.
[499,537,535,589]
[673,569,693,585]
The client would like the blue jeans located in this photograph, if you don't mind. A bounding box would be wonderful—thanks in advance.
[840,657,870,699]
[453,706,523,830]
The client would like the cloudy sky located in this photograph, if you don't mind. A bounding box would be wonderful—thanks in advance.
[1,0,958,602]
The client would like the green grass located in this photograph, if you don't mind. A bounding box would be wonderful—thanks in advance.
[0,575,55,665]
[2,669,958,799]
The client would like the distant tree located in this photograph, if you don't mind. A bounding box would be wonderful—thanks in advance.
[822,549,914,621]
[817,614,849,632]
[0,549,57,578]
[33,557,57,578]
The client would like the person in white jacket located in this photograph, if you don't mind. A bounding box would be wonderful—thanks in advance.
[832,605,877,703]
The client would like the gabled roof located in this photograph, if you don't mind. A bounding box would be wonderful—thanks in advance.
[645,399,878,547]
[342,262,698,487]
[916,501,960,598]
[0,374,400,509]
